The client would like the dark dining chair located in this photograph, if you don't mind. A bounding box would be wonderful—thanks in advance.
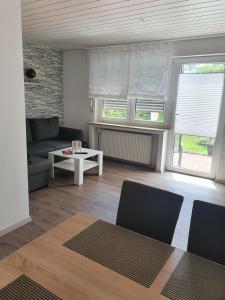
[188,200,225,265]
[116,180,184,245]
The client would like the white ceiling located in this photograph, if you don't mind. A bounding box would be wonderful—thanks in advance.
[21,0,225,49]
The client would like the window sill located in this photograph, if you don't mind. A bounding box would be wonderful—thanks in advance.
[88,122,170,134]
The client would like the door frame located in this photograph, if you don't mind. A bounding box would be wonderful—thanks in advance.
[166,56,225,179]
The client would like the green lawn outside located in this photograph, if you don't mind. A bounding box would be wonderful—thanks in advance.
[174,134,214,155]
[103,108,127,118]
[182,135,208,155]
[135,111,164,122]
[103,108,164,122]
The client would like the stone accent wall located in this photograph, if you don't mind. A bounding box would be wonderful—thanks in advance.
[23,41,63,122]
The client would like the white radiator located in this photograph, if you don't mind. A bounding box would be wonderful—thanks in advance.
[99,130,152,165]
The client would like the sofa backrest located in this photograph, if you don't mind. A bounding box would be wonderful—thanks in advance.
[29,117,59,142]
[26,119,33,144]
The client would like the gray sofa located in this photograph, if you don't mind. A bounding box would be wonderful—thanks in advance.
[27,117,86,192]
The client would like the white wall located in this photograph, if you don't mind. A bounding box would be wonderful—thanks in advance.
[0,1,30,236]
[216,119,225,183]
[63,50,89,140]
[171,36,225,57]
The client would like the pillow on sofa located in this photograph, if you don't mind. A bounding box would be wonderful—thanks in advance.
[26,119,33,144]
[30,117,59,142]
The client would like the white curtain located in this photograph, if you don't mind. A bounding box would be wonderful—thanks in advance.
[129,43,169,100]
[175,73,224,137]
[88,42,169,100]
[89,46,130,99]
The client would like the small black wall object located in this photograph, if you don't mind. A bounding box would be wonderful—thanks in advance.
[25,68,36,79]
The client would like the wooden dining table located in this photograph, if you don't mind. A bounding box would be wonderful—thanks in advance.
[0,213,184,300]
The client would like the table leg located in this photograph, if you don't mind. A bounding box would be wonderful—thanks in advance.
[97,152,103,176]
[74,159,83,185]
[48,153,54,179]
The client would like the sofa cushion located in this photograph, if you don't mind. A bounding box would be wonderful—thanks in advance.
[48,139,72,150]
[58,127,83,141]
[28,155,51,177]
[30,117,59,142]
[26,119,33,144]
[27,141,54,158]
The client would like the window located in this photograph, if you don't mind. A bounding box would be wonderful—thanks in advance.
[182,63,225,74]
[135,99,165,122]
[98,98,166,125]
[102,99,128,119]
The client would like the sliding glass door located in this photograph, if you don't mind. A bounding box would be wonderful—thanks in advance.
[167,61,225,178]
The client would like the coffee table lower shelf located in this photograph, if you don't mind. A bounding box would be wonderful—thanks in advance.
[54,159,99,172]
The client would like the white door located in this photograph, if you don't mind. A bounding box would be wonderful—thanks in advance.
[167,61,225,178]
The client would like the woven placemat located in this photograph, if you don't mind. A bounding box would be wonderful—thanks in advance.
[64,220,173,287]
[0,274,61,300]
[162,252,225,300]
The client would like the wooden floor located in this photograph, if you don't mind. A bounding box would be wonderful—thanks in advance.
[1,159,225,260]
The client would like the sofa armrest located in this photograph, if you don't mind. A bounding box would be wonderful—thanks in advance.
[59,127,88,147]
[82,140,88,148]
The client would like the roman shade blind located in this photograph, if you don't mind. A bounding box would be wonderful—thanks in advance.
[103,99,127,110]
[89,47,130,99]
[135,99,165,113]
[89,42,169,100]
[129,43,169,100]
[174,73,224,137]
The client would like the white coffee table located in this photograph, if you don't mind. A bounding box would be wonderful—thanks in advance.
[48,148,103,185]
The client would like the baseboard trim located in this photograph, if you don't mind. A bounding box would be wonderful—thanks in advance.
[215,179,225,185]
[0,216,32,238]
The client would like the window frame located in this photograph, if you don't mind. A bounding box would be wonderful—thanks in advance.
[166,56,225,179]
[97,98,130,124]
[95,59,173,129]
[96,97,170,128]
[130,98,166,125]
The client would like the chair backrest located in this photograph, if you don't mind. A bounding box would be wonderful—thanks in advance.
[188,200,225,265]
[116,180,184,244]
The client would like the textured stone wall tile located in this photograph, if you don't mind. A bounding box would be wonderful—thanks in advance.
[23,41,63,123]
